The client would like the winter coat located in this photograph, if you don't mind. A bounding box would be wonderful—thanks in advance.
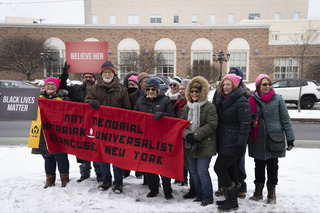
[213,86,250,156]
[134,91,174,117]
[181,76,218,158]
[248,92,295,160]
[129,88,144,109]
[31,89,69,155]
[85,77,131,110]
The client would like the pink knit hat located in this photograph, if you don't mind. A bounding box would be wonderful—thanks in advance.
[223,74,242,87]
[255,74,270,86]
[44,77,61,90]
[128,75,138,85]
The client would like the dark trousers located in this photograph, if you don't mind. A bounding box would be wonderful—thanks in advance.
[145,172,172,196]
[237,155,247,192]
[42,153,69,175]
[214,154,239,187]
[254,158,279,185]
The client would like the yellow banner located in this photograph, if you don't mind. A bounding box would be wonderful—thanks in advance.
[27,108,42,148]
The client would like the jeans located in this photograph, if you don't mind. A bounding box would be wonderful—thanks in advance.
[237,155,247,193]
[80,161,101,178]
[42,153,69,175]
[254,158,279,185]
[100,162,123,185]
[187,156,213,202]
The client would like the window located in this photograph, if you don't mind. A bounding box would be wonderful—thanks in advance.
[92,14,98,24]
[228,14,234,24]
[274,12,281,20]
[274,58,299,80]
[173,14,179,23]
[156,52,174,77]
[248,13,260,20]
[210,14,216,24]
[229,52,248,80]
[110,14,115,24]
[294,12,300,20]
[192,52,211,77]
[119,51,139,78]
[192,14,197,23]
[128,15,139,24]
[150,15,162,23]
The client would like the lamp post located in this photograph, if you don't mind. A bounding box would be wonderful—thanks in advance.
[40,49,54,77]
[213,50,230,82]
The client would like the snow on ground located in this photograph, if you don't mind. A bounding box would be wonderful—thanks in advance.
[0,146,319,213]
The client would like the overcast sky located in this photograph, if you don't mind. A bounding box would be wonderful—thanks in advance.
[0,0,319,24]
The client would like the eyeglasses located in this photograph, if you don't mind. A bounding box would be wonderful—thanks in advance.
[83,76,94,79]
[45,83,56,87]
[190,89,201,94]
[261,83,273,87]
[170,84,177,87]
[146,88,156,91]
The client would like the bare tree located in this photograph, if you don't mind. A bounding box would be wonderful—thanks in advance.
[305,61,320,82]
[0,35,46,80]
[186,63,219,85]
[291,22,320,112]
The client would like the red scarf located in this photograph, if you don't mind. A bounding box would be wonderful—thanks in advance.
[174,99,187,118]
[249,89,275,143]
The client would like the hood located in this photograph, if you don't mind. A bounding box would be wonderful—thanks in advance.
[185,76,209,103]
[229,67,244,86]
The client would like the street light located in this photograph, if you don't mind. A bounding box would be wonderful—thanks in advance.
[40,49,54,77]
[213,50,230,82]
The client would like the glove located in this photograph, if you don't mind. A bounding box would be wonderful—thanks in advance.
[154,112,164,120]
[61,62,70,79]
[287,140,294,151]
[186,134,197,146]
[236,145,246,156]
[191,143,202,153]
[89,100,100,109]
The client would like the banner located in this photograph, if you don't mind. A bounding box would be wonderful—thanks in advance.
[65,41,108,73]
[37,99,190,181]
[0,88,40,120]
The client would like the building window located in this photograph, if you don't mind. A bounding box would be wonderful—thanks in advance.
[274,13,281,20]
[119,51,139,78]
[248,13,260,20]
[150,15,162,23]
[173,14,179,23]
[156,52,174,77]
[294,12,300,20]
[92,14,98,24]
[192,14,197,24]
[192,52,211,77]
[228,14,234,24]
[110,14,115,24]
[274,58,299,80]
[210,14,216,24]
[229,52,248,80]
[128,14,139,24]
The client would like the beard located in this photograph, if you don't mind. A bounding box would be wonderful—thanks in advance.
[84,83,93,90]
[103,77,113,84]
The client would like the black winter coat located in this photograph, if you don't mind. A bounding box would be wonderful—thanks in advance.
[213,86,250,156]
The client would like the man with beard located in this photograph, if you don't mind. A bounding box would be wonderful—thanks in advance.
[59,64,102,183]
[85,61,131,193]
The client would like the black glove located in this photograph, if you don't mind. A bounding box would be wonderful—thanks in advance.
[186,134,197,146]
[191,143,202,153]
[287,140,294,151]
[236,145,246,156]
[154,112,164,120]
[89,100,100,109]
[61,62,70,79]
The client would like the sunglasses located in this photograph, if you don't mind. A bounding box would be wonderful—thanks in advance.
[170,84,177,87]
[261,83,273,86]
[190,89,201,94]
[146,88,156,91]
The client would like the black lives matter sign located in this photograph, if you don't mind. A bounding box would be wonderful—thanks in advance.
[0,88,40,120]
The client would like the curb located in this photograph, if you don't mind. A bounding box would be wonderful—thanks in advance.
[291,119,320,123]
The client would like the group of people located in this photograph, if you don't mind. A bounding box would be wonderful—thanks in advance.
[30,61,295,211]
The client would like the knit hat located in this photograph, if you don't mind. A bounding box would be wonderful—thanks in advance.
[138,72,151,84]
[100,61,117,75]
[44,77,61,90]
[223,74,242,87]
[146,78,160,89]
[255,74,270,87]
[229,67,244,86]
[170,76,183,86]
[180,79,191,87]
[128,75,139,85]
[82,73,96,80]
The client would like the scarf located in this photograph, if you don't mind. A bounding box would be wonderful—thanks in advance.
[174,99,187,118]
[187,100,207,131]
[166,89,180,101]
[249,89,275,143]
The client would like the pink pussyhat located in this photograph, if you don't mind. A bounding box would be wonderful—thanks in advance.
[255,74,270,86]
[44,77,61,90]
[223,74,242,87]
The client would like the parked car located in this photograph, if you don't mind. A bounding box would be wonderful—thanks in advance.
[0,80,38,89]
[272,79,320,109]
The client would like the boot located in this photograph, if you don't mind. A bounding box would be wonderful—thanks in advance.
[249,182,264,201]
[44,174,55,188]
[96,173,102,182]
[267,184,276,204]
[217,183,240,206]
[183,179,196,199]
[218,184,238,211]
[60,173,69,187]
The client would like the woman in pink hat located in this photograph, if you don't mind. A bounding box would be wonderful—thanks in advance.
[212,74,251,211]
